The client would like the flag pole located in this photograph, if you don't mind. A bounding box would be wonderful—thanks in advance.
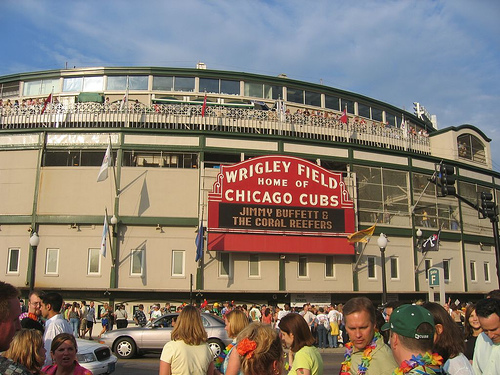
[105,207,113,254]
[108,135,119,197]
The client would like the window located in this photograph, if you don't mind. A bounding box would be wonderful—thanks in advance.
[325,95,340,111]
[244,82,263,97]
[122,151,198,168]
[390,257,399,279]
[354,165,410,227]
[367,256,376,279]
[305,91,321,106]
[298,256,308,277]
[325,256,335,278]
[484,262,490,282]
[87,248,101,275]
[172,250,185,276]
[174,77,195,92]
[287,88,304,104]
[82,76,104,92]
[358,103,370,119]
[341,99,354,114]
[443,259,450,281]
[63,77,83,92]
[7,248,20,274]
[425,259,432,280]
[219,253,231,277]
[199,78,219,93]
[23,78,60,96]
[153,76,174,91]
[131,249,144,276]
[457,134,486,164]
[220,79,240,95]
[45,248,59,275]
[249,254,260,277]
[371,107,383,121]
[44,150,113,167]
[470,261,476,282]
[264,84,282,100]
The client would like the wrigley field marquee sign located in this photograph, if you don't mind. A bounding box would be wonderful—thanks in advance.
[207,155,355,254]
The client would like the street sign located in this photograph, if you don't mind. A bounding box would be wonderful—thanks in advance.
[428,267,440,287]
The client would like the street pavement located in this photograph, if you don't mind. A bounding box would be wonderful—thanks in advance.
[114,348,345,374]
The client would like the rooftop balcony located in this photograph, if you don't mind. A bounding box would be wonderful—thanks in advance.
[0,102,430,154]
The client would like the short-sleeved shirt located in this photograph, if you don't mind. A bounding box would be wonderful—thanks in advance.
[134,309,147,326]
[160,340,213,375]
[288,345,323,375]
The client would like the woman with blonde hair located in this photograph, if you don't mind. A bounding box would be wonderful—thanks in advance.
[3,328,46,374]
[236,323,284,375]
[159,305,215,375]
[215,309,249,375]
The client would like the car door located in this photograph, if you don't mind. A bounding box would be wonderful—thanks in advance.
[141,314,177,350]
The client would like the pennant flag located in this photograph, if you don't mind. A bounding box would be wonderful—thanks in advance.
[41,93,52,114]
[347,223,376,243]
[401,115,408,138]
[195,221,204,261]
[277,99,286,122]
[97,144,111,182]
[100,211,109,257]
[422,230,440,252]
[201,93,207,117]
[119,92,128,111]
[340,107,348,124]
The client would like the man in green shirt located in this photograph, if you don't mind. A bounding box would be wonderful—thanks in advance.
[341,297,397,375]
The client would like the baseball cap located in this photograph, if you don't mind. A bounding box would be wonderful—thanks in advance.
[381,304,434,340]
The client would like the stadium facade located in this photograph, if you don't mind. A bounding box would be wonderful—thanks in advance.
[0,66,498,310]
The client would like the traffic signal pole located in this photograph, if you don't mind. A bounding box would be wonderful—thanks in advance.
[433,162,500,288]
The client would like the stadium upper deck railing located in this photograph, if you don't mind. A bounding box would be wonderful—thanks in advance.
[0,102,430,154]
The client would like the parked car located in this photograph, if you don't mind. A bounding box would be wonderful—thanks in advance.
[76,338,117,374]
[99,312,231,359]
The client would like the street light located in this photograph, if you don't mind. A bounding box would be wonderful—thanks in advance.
[415,228,423,250]
[29,232,40,292]
[377,233,388,305]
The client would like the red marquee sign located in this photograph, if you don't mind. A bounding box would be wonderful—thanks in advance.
[207,155,355,255]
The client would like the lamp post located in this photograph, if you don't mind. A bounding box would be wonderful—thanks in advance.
[377,233,388,305]
[29,232,40,292]
[416,228,423,250]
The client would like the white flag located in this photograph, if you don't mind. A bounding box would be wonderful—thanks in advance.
[401,115,408,138]
[97,144,111,182]
[100,211,108,257]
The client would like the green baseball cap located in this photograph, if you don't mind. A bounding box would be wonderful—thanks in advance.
[381,304,434,339]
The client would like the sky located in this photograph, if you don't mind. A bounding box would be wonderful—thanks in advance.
[1,0,499,170]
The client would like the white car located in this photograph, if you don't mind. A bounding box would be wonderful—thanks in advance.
[76,338,117,374]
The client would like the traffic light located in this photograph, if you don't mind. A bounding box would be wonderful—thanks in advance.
[436,163,456,197]
[480,192,497,219]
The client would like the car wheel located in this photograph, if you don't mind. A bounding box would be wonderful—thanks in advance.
[113,337,136,359]
[207,338,225,360]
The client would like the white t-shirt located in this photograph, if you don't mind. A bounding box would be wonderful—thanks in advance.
[443,353,474,375]
[473,332,500,375]
[160,340,213,375]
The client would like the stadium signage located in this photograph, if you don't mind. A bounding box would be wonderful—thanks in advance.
[207,155,355,254]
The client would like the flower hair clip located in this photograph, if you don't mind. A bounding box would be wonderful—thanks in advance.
[237,338,257,359]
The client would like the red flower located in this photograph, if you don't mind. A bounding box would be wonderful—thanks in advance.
[237,338,257,359]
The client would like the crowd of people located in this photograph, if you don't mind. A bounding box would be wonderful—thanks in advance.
[1,280,499,374]
[0,97,429,146]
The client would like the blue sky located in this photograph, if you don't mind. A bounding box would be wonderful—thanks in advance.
[1,0,499,170]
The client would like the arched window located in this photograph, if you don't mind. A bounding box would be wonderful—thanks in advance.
[457,134,486,164]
